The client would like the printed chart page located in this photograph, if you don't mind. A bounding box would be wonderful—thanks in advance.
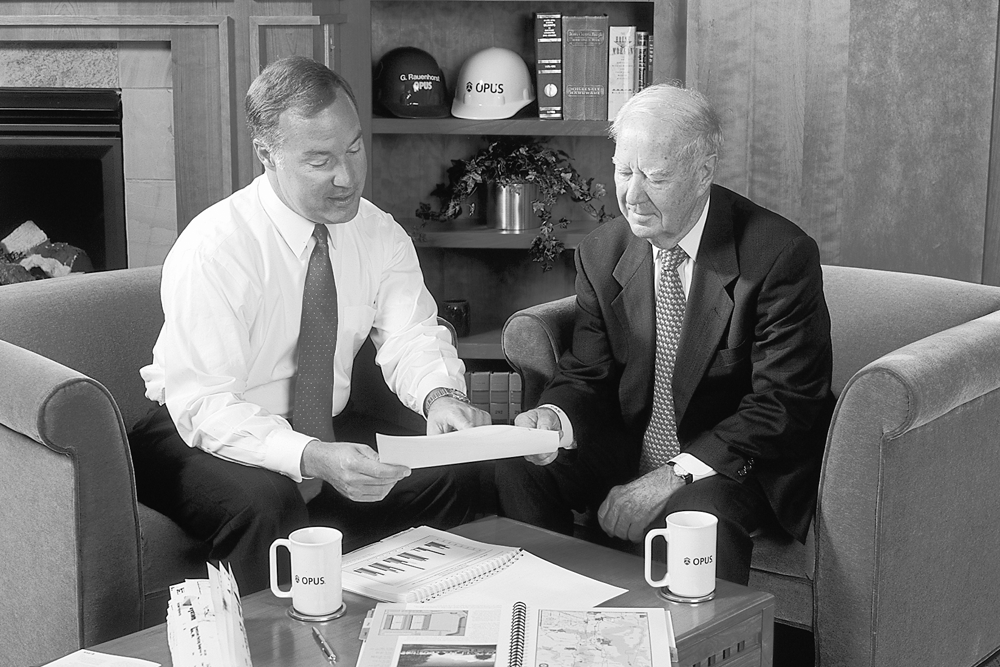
[342,526,521,602]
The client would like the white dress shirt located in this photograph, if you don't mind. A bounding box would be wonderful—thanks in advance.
[545,196,716,481]
[141,175,465,481]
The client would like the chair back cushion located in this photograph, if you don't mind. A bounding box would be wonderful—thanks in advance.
[0,266,163,429]
[821,266,1000,396]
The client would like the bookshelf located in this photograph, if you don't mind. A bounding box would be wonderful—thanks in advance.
[343,0,685,360]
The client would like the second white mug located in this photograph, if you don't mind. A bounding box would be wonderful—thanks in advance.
[644,510,718,600]
[269,526,343,618]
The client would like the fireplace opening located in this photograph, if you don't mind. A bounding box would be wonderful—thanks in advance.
[0,88,126,272]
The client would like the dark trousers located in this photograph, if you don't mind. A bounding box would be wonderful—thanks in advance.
[129,404,490,595]
[495,452,775,585]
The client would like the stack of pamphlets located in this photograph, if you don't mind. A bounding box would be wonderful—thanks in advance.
[166,562,252,667]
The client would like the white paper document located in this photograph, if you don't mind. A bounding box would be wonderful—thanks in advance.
[435,550,627,608]
[42,650,159,667]
[376,424,559,468]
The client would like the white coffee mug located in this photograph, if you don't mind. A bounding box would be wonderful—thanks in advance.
[269,526,343,617]
[644,510,718,599]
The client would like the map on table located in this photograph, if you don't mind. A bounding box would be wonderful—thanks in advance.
[533,609,657,667]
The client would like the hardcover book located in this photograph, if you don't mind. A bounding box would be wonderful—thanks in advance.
[534,13,563,119]
[608,25,637,120]
[636,31,650,92]
[562,15,610,121]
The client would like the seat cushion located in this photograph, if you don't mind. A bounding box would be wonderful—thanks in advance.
[749,526,816,627]
[137,503,210,628]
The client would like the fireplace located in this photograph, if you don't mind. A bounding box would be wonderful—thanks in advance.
[0,87,127,271]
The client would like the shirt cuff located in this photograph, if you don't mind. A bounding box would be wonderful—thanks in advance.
[262,428,317,482]
[670,453,717,482]
[538,403,577,449]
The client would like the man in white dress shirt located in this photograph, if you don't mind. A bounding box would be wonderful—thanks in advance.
[129,56,491,593]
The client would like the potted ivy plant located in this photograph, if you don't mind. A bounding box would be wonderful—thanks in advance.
[415,136,614,271]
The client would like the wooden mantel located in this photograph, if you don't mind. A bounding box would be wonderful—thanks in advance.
[0,1,350,233]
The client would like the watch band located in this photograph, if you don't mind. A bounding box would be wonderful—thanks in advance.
[668,461,694,485]
[423,387,471,416]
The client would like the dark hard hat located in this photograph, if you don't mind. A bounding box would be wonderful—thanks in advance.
[374,46,450,119]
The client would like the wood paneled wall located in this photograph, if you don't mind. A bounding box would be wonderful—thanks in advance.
[687,0,1000,284]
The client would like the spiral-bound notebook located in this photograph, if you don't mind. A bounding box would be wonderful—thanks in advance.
[341,526,626,606]
[356,602,676,667]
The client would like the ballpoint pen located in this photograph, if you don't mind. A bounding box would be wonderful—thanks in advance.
[312,626,338,665]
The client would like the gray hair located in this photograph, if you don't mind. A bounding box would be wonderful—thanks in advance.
[609,82,723,165]
[245,56,359,152]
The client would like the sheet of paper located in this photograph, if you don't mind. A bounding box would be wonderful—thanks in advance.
[376,424,559,468]
[436,551,628,608]
[42,650,159,666]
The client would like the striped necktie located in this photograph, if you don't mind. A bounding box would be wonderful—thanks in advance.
[640,245,688,473]
[292,224,338,444]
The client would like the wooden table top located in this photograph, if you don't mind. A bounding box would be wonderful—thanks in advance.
[93,516,774,666]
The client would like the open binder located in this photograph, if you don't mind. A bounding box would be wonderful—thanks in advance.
[357,602,677,667]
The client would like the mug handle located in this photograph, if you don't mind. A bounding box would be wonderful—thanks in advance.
[269,538,293,599]
[644,527,671,588]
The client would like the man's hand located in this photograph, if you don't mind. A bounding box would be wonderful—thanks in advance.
[597,466,686,542]
[301,440,410,502]
[426,397,491,435]
[514,407,563,465]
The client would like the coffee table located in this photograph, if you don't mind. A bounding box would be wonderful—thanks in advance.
[93,516,774,666]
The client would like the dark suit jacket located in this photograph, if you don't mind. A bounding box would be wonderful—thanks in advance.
[542,184,835,542]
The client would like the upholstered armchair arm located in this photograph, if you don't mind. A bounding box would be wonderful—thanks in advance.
[815,309,1000,667]
[501,296,576,409]
[0,340,142,665]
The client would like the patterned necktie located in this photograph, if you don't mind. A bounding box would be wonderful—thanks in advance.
[640,245,688,474]
[293,224,337,444]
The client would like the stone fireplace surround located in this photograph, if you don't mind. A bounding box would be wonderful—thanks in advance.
[0,41,177,268]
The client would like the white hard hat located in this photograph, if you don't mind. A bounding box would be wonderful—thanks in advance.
[451,47,535,120]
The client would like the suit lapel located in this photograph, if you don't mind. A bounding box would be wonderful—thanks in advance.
[673,189,739,423]
[612,233,655,381]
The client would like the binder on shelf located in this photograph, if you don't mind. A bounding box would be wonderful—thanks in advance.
[534,12,563,120]
[562,15,610,121]
[470,371,491,411]
[489,371,511,424]
[509,372,523,422]
[636,31,650,92]
[608,25,637,120]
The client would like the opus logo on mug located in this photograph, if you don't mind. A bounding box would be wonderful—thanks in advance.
[269,526,344,618]
[644,511,718,601]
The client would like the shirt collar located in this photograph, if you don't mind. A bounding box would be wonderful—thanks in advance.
[649,194,711,262]
[256,174,344,258]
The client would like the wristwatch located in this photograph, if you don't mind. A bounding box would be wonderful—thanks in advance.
[667,461,694,485]
[423,387,472,416]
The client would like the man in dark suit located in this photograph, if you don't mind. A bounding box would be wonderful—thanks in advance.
[496,83,835,584]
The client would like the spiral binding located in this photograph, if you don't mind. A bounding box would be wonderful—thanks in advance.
[408,548,525,602]
[508,600,527,667]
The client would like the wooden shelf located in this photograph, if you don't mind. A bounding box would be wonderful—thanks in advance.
[373,117,612,137]
[457,328,504,360]
[404,219,604,249]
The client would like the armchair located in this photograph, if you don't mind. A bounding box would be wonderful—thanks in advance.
[0,266,440,667]
[502,265,1000,667]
